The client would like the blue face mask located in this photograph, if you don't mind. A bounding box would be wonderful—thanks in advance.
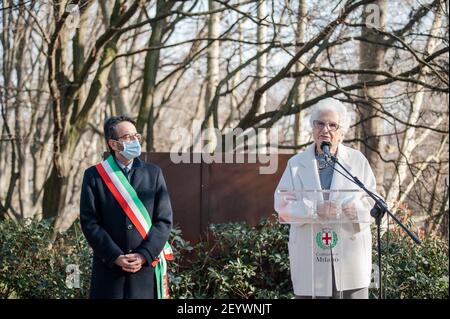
[120,139,141,160]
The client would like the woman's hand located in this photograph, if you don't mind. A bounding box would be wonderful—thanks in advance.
[279,192,297,207]
[317,201,338,218]
[276,191,297,222]
[342,202,357,220]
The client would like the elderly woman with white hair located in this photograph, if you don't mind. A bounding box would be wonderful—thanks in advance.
[274,98,377,299]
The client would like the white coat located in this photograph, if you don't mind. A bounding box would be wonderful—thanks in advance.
[274,143,377,297]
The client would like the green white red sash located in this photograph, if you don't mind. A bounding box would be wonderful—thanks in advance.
[95,155,173,299]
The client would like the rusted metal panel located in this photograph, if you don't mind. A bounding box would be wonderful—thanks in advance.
[208,162,278,226]
[143,153,202,244]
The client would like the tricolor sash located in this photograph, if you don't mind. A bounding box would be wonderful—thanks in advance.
[96,155,173,299]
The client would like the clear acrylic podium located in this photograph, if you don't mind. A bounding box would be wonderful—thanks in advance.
[275,189,373,299]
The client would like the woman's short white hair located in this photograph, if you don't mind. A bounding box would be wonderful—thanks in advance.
[309,98,350,133]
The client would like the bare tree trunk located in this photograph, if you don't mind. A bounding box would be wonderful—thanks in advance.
[100,0,129,116]
[110,55,130,115]
[228,3,243,128]
[293,0,307,147]
[256,0,267,152]
[13,4,29,218]
[204,0,220,152]
[357,0,387,194]
[30,93,52,219]
[136,0,174,152]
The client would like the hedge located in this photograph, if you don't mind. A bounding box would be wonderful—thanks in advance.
[0,214,447,299]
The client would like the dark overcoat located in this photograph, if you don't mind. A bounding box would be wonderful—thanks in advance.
[80,156,173,299]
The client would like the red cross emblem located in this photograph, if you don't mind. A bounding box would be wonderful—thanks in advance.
[322,231,332,246]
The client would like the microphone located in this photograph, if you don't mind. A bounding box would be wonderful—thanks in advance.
[320,141,332,160]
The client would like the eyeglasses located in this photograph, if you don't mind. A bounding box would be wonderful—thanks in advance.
[313,120,340,132]
[114,133,142,142]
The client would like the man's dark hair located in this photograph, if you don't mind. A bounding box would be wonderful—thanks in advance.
[104,115,136,153]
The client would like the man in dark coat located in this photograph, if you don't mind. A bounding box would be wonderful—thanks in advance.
[80,115,173,299]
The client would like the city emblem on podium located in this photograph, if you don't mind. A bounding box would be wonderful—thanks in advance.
[316,228,338,249]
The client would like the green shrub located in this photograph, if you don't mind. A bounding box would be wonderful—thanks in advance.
[1,211,447,299]
[371,208,449,299]
[168,216,294,299]
[0,218,91,298]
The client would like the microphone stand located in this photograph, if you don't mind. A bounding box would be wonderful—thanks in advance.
[325,152,421,299]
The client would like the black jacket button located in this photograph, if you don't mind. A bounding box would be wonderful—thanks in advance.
[127,224,133,230]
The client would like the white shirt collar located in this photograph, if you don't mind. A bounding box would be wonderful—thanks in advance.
[116,159,133,171]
